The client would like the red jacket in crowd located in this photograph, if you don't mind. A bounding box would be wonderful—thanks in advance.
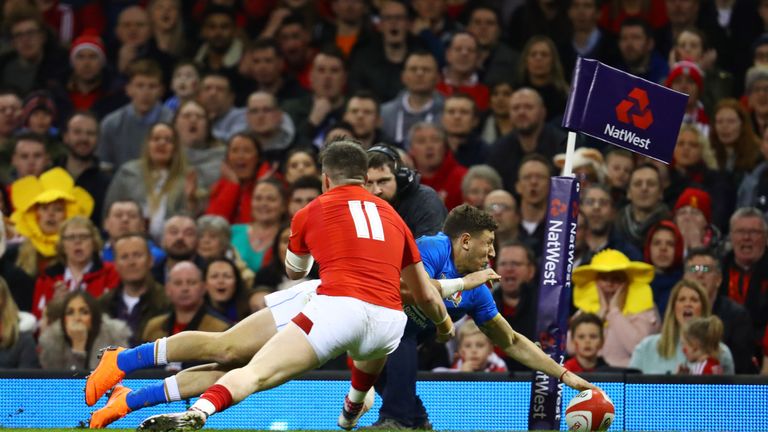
[418,150,467,211]
[32,258,120,319]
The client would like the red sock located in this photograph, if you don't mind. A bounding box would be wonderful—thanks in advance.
[200,384,233,413]
[350,364,378,392]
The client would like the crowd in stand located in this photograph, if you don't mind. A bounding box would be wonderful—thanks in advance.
[0,0,767,379]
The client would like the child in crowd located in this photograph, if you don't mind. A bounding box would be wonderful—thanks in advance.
[679,316,724,375]
[564,313,608,373]
[438,320,507,372]
[164,61,200,113]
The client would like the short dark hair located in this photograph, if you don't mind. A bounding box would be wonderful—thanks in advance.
[314,46,347,70]
[127,59,164,83]
[106,199,143,219]
[498,240,535,266]
[630,162,660,181]
[289,175,322,196]
[684,247,721,272]
[569,312,604,338]
[445,92,477,117]
[518,153,553,178]
[201,72,233,92]
[112,232,151,256]
[202,4,236,24]
[12,131,47,153]
[347,90,380,113]
[620,16,653,39]
[320,139,369,184]
[64,111,99,133]
[442,204,498,240]
[247,38,280,55]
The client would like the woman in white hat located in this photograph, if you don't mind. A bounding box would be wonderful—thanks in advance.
[570,249,661,367]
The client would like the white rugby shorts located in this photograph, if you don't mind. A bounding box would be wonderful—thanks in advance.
[265,279,321,331]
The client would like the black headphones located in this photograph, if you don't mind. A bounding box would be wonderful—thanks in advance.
[367,144,414,191]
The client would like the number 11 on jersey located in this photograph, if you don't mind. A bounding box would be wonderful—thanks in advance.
[348,200,385,241]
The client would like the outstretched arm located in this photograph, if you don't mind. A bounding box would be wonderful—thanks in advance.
[480,314,596,391]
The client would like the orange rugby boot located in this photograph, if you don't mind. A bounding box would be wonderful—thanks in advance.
[85,346,127,406]
[89,385,131,429]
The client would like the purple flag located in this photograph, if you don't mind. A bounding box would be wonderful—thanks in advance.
[562,57,688,164]
[528,177,580,430]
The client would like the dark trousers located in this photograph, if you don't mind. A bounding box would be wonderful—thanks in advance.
[374,331,429,427]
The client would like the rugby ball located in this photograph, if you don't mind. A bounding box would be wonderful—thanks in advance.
[565,389,614,431]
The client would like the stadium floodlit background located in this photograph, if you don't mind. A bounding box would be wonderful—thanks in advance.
[1,371,767,431]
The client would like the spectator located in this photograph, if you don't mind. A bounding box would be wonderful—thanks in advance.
[679,316,724,375]
[480,81,514,145]
[408,122,466,210]
[197,73,247,143]
[666,60,709,136]
[492,241,537,369]
[0,6,68,95]
[193,5,243,78]
[436,32,490,111]
[8,167,93,278]
[33,216,120,320]
[461,165,501,208]
[99,233,168,347]
[673,187,723,255]
[282,147,319,184]
[206,132,277,224]
[488,87,566,191]
[562,0,619,78]
[516,154,552,258]
[365,144,447,238]
[204,256,251,322]
[643,220,684,317]
[20,91,60,142]
[152,215,204,284]
[438,320,507,372]
[410,0,459,50]
[347,0,414,102]
[630,279,735,374]
[98,59,173,169]
[282,49,348,148]
[564,313,608,373]
[164,61,201,113]
[315,0,375,59]
[145,0,187,84]
[615,164,671,250]
[9,132,51,182]
[597,0,668,35]
[251,223,313,291]
[685,248,756,374]
[236,39,306,107]
[668,125,730,230]
[287,175,322,220]
[56,112,112,227]
[508,0,570,50]
[39,291,130,370]
[484,189,520,249]
[380,51,444,147]
[516,35,569,122]
[63,32,117,118]
[0,91,22,159]
[442,93,487,167]
[101,200,165,264]
[142,261,230,342]
[605,149,634,206]
[581,184,643,264]
[36,0,105,45]
[571,249,661,367]
[711,99,761,182]
[553,147,606,190]
[195,215,253,288]
[110,6,152,75]
[616,17,669,84]
[466,5,519,86]
[720,207,768,350]
[739,126,768,211]
[746,66,768,138]
[246,91,295,163]
[173,100,225,194]
[230,178,286,273]
[0,276,39,368]
[341,91,382,149]
[275,14,316,90]
[103,123,196,243]
[656,0,727,61]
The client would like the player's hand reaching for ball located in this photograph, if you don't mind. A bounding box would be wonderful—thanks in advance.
[561,370,598,392]
[462,268,501,290]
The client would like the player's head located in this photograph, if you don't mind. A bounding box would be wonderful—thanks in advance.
[442,204,498,273]
[320,138,368,189]
[569,312,604,362]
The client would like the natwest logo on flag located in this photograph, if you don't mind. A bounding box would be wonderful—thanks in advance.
[615,87,653,130]
[562,58,687,164]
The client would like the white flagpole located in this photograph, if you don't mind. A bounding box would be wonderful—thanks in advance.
[562,131,577,177]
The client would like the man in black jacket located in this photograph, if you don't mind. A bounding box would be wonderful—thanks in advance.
[365,144,447,238]
[686,248,757,374]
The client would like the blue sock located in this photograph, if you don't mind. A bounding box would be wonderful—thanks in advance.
[125,382,169,410]
[116,342,156,373]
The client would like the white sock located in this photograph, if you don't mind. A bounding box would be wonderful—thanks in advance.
[191,398,217,417]
[347,387,367,403]
[155,337,168,365]
[163,376,181,402]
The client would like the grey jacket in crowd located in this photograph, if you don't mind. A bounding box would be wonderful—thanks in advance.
[97,103,174,169]
[38,314,131,371]
[380,91,444,147]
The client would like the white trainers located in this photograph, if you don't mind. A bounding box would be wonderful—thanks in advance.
[137,409,207,432]
[338,388,375,430]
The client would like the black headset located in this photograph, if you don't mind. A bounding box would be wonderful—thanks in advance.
[367,144,414,191]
